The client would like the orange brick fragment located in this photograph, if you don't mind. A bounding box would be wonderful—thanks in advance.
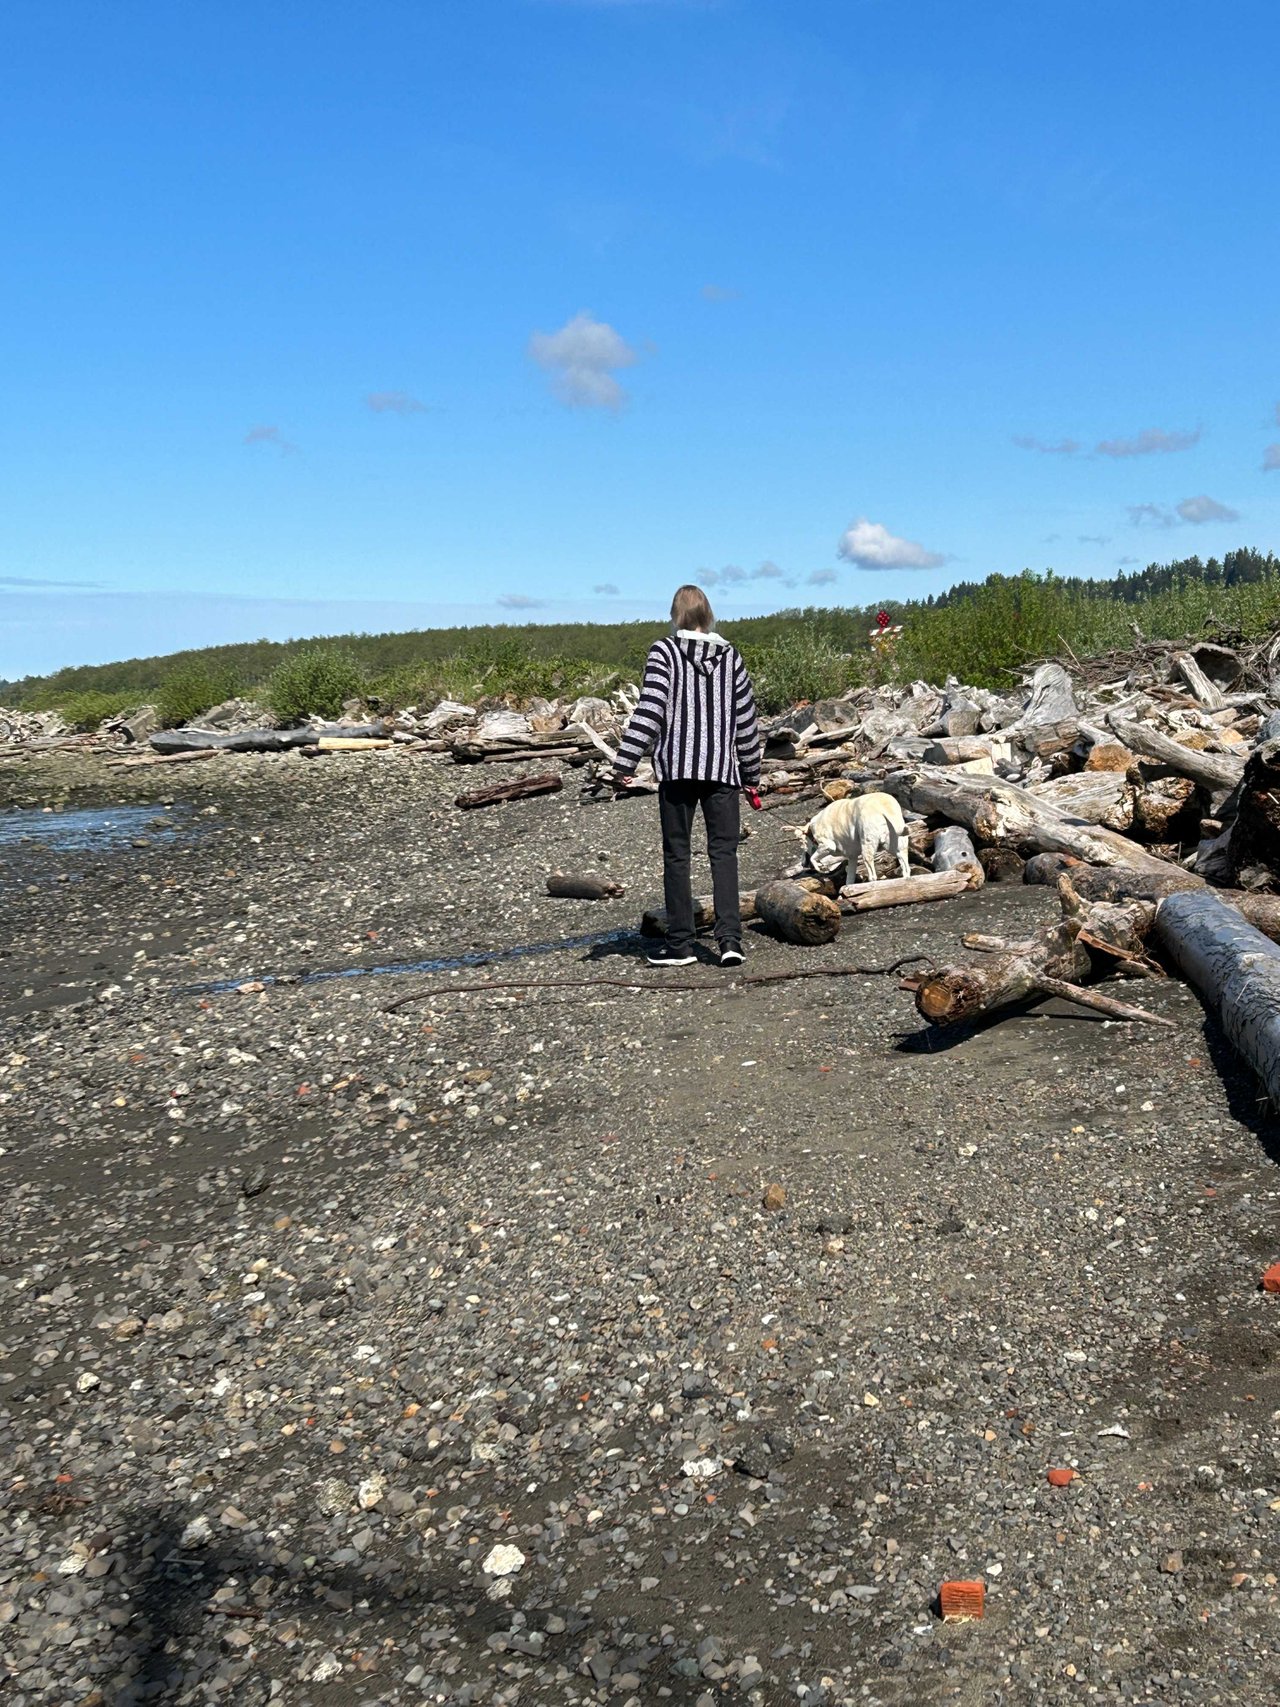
[940,1579,985,1621]
[1262,1263,1280,1293]
[1047,1468,1076,1487]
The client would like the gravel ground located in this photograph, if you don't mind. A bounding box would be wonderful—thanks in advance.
[3,747,1280,1707]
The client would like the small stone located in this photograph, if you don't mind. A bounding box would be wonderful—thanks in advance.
[762,1183,787,1213]
[1161,1551,1184,1574]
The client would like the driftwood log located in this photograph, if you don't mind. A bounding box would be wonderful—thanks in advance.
[754,880,842,945]
[641,893,760,936]
[150,726,318,755]
[979,847,1026,883]
[841,869,969,911]
[455,771,564,810]
[546,870,626,900]
[912,916,1089,1027]
[1153,890,1280,1102]
[1030,770,1135,831]
[887,766,1175,877]
[1132,774,1199,841]
[1175,651,1226,711]
[1105,713,1244,794]
[452,729,596,762]
[911,894,1172,1029]
[1223,739,1280,884]
[931,825,985,888]
[1023,854,1280,945]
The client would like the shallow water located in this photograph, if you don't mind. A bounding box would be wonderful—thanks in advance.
[0,804,186,853]
[187,927,644,996]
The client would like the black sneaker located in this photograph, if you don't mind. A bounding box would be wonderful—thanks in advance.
[646,944,697,967]
[718,941,745,966]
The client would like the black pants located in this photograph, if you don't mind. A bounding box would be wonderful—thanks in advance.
[657,781,741,951]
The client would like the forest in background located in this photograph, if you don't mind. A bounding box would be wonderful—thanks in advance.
[6,548,1280,726]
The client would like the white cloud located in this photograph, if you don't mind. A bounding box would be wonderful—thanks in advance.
[366,390,426,415]
[498,593,546,609]
[1262,444,1280,472]
[528,311,640,410]
[244,424,297,453]
[593,581,621,595]
[1013,434,1081,455]
[1095,426,1200,458]
[807,568,838,586]
[1176,494,1239,524]
[1127,503,1173,527]
[702,561,786,588]
[1128,495,1239,527]
[837,517,945,570]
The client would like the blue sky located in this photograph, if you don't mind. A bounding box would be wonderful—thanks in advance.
[3,0,1279,678]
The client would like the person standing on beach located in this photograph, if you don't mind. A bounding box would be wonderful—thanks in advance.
[613,584,762,967]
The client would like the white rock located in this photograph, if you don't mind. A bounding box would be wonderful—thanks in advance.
[481,1543,526,1577]
[75,1371,100,1393]
[357,1474,386,1511]
[681,1456,722,1481]
[180,1515,213,1547]
[308,1652,342,1682]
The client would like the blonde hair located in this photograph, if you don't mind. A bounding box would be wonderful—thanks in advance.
[671,584,714,632]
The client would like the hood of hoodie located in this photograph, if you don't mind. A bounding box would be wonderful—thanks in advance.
[674,628,731,675]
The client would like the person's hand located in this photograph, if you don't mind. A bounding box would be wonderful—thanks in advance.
[614,774,636,791]
[744,786,763,810]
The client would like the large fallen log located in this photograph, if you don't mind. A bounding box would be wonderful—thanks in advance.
[1024,856,1280,945]
[1105,713,1244,794]
[1030,770,1135,831]
[754,880,842,945]
[841,869,969,911]
[455,771,564,810]
[150,726,318,755]
[1153,890,1280,1102]
[886,766,1175,877]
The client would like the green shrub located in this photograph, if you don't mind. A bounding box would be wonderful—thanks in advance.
[156,662,241,729]
[372,640,615,710]
[56,690,143,731]
[741,627,861,713]
[269,648,366,724]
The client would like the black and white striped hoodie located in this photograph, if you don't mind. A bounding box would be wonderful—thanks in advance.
[613,629,761,786]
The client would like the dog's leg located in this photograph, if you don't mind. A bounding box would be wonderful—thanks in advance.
[895,828,910,880]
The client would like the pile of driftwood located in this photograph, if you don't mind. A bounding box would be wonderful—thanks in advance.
[615,634,1280,1104]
